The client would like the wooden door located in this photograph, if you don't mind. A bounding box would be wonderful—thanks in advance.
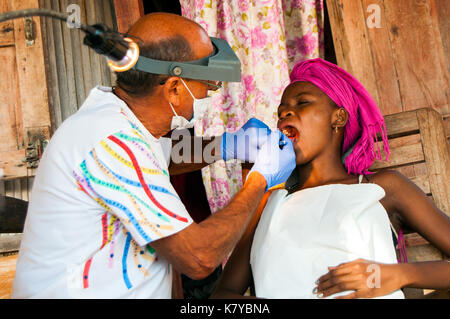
[0,0,51,181]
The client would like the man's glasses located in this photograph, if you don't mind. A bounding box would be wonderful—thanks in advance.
[160,78,222,91]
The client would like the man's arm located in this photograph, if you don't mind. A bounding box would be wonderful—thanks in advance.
[167,118,271,175]
[168,135,221,175]
[150,172,267,279]
[153,130,295,280]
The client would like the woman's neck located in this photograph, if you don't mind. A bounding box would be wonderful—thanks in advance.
[295,155,357,191]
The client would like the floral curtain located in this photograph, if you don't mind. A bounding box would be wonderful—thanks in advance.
[180,0,325,214]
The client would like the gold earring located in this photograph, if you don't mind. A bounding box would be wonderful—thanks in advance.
[335,126,339,133]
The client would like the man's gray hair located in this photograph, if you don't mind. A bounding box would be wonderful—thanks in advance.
[115,34,194,98]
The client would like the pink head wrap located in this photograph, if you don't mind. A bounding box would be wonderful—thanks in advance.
[289,58,389,175]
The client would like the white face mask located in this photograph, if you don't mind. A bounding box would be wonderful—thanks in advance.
[169,78,212,130]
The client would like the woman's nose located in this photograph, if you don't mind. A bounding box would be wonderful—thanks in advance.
[279,109,295,120]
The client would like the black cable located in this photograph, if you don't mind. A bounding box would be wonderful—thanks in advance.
[0,8,132,62]
[0,8,94,33]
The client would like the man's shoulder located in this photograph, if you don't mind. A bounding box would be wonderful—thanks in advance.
[43,88,142,165]
[57,88,136,140]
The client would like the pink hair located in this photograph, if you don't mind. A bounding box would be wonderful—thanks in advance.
[289,58,389,175]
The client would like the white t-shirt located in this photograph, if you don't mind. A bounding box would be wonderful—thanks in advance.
[12,86,193,299]
[251,178,404,299]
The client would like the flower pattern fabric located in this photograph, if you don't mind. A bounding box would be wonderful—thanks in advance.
[180,0,324,214]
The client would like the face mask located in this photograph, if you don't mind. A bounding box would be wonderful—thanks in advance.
[169,78,212,130]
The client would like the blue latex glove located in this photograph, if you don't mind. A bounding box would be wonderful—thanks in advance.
[247,130,296,191]
[220,118,271,162]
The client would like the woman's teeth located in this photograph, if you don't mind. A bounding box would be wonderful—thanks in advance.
[281,126,298,139]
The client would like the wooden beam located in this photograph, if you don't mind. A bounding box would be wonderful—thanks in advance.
[112,0,144,33]
[417,108,450,214]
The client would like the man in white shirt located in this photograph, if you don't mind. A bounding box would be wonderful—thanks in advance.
[12,13,295,298]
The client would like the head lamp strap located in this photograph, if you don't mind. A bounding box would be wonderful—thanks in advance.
[131,37,241,82]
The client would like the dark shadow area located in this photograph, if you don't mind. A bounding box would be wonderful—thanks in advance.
[143,0,181,15]
[0,196,28,233]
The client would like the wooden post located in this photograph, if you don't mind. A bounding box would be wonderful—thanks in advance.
[112,0,144,33]
[417,108,450,214]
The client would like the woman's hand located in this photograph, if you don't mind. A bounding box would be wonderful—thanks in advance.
[314,259,407,299]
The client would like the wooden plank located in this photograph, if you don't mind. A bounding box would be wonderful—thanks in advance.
[102,0,117,87]
[0,2,14,46]
[60,0,84,112]
[406,243,443,262]
[40,0,62,133]
[0,46,21,152]
[49,0,68,127]
[103,0,117,32]
[383,0,449,114]
[326,0,380,106]
[78,0,93,95]
[444,113,450,140]
[12,0,51,130]
[0,234,22,254]
[383,108,420,139]
[370,134,424,170]
[326,0,354,75]
[417,108,450,214]
[0,149,26,180]
[434,0,450,78]
[85,0,102,88]
[94,0,114,88]
[0,21,14,47]
[0,253,18,299]
[362,0,403,115]
[13,179,21,200]
[57,0,78,119]
[112,0,144,33]
[404,232,430,247]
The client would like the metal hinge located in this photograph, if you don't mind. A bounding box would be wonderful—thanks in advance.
[22,127,50,169]
[24,17,35,47]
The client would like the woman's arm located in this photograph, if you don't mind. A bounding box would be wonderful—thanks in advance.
[376,170,450,256]
[316,170,450,298]
[315,258,450,299]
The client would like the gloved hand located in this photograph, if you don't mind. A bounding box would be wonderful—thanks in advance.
[247,130,296,191]
[220,118,271,163]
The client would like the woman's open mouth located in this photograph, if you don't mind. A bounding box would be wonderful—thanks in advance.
[281,125,299,142]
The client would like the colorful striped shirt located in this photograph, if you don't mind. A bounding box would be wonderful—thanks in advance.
[12,86,193,298]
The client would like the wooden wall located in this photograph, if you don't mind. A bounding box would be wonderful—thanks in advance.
[326,0,449,117]
[0,0,117,201]
[39,0,117,130]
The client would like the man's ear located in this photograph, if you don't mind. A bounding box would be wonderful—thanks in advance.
[332,107,349,129]
[163,76,183,106]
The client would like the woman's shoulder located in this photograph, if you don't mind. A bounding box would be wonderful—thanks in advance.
[366,169,411,193]
[365,169,419,214]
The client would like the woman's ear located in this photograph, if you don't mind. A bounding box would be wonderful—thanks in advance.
[163,77,183,106]
[332,107,349,130]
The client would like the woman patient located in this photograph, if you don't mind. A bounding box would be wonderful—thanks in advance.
[211,58,450,299]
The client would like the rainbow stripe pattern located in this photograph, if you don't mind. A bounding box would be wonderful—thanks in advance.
[73,109,191,290]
